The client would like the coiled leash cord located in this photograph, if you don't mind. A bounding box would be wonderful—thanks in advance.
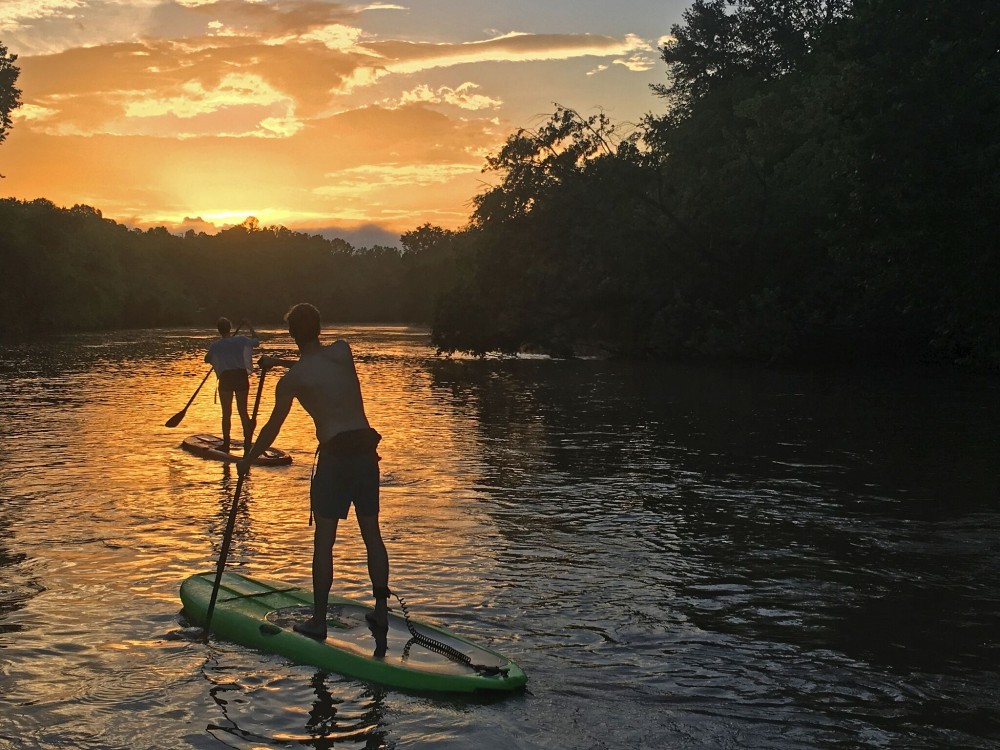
[389,590,509,678]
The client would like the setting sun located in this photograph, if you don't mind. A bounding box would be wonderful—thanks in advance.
[0,0,680,244]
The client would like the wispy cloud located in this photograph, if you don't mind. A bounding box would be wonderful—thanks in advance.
[614,53,657,72]
[381,82,501,111]
[372,32,653,75]
[0,0,89,33]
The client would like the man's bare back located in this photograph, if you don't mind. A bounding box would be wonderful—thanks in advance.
[282,340,370,443]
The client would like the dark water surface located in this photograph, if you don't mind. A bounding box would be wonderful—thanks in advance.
[0,327,998,749]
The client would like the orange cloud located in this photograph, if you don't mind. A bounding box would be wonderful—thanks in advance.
[369,32,654,74]
[1,0,666,237]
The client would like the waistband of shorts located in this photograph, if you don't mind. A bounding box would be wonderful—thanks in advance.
[319,428,382,456]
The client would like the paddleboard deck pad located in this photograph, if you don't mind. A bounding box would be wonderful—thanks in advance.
[179,571,527,693]
[181,434,292,465]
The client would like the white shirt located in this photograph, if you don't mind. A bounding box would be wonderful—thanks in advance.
[205,335,259,375]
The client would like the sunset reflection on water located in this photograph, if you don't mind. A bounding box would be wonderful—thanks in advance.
[0,325,492,642]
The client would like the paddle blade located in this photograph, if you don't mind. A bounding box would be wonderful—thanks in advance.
[164,409,186,428]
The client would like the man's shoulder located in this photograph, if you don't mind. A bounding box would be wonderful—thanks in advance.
[323,339,353,361]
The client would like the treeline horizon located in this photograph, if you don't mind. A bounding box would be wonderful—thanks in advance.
[0,202,452,332]
[1,0,998,371]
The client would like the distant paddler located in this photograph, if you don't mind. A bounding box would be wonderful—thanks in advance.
[204,317,259,455]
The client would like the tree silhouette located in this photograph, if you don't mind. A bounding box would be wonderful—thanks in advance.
[0,41,22,177]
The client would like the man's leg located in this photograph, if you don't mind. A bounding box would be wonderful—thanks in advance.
[294,516,338,638]
[357,513,390,629]
[234,388,252,453]
[219,389,234,453]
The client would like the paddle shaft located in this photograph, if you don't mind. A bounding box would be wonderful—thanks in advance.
[202,368,267,640]
[202,473,245,640]
[250,366,267,425]
[165,368,213,427]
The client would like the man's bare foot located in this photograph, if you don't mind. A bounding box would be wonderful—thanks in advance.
[366,609,388,658]
[366,599,388,631]
[293,618,327,639]
[365,611,388,632]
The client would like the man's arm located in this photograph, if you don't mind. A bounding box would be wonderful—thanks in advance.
[237,375,295,475]
[258,354,298,370]
[240,320,260,351]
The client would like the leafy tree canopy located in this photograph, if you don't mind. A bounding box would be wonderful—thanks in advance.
[0,41,22,150]
[654,0,850,112]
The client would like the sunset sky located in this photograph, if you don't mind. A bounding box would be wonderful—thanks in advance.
[1,0,688,246]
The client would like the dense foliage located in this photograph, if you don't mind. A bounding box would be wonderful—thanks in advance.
[0,42,19,149]
[429,0,1000,368]
[0,201,457,334]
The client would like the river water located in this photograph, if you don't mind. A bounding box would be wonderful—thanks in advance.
[0,326,997,749]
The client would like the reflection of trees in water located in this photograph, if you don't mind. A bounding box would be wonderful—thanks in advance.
[0,328,296,386]
[426,356,1000,680]
[0,329,201,379]
[430,357,1000,509]
[425,357,796,500]
[427,358,645,480]
[204,668,391,749]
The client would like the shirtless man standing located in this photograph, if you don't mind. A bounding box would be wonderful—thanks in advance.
[236,303,390,639]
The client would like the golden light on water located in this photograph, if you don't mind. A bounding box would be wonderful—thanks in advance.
[0,327,490,628]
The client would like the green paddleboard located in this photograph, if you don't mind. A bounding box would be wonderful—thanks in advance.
[179,571,527,694]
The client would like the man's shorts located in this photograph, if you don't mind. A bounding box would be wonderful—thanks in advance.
[310,451,380,520]
[218,369,250,395]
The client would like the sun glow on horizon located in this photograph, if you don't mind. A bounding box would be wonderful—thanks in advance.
[0,0,676,241]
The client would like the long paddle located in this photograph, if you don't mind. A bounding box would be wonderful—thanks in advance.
[248,364,267,441]
[164,369,212,428]
[165,321,244,428]
[202,367,266,641]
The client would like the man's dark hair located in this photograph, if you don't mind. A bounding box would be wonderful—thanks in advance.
[285,303,321,345]
[217,317,232,336]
